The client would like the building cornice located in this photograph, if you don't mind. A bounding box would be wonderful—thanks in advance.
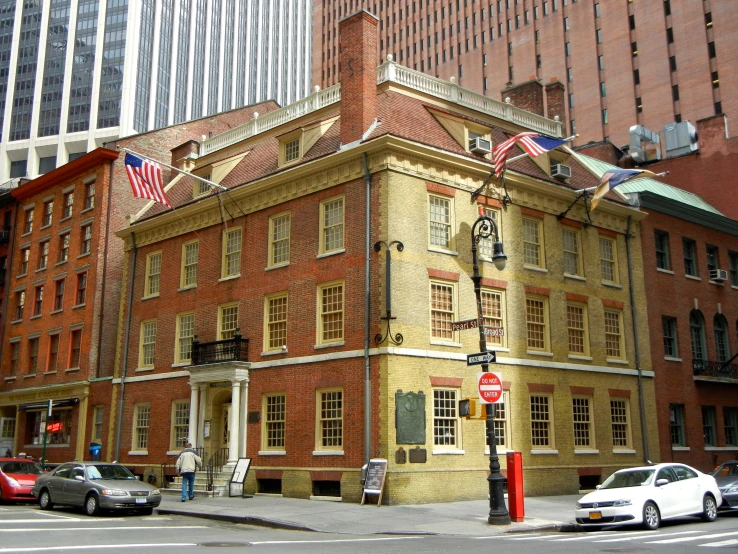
[635,192,738,236]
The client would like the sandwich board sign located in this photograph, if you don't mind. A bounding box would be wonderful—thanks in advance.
[361,458,388,506]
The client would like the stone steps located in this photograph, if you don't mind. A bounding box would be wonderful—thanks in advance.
[163,469,234,497]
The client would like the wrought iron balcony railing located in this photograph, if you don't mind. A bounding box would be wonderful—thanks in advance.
[191,333,249,366]
[692,359,738,380]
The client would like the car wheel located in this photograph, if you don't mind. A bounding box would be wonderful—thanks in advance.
[84,494,100,517]
[642,501,660,530]
[39,489,54,510]
[701,494,718,522]
[140,507,154,516]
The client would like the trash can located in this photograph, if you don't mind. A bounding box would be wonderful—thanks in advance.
[89,442,102,461]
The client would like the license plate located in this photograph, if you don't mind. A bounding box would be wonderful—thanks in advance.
[135,497,147,504]
[589,511,602,520]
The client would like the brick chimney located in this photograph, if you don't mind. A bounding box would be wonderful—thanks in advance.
[545,79,566,123]
[171,140,200,170]
[500,78,544,116]
[339,10,379,146]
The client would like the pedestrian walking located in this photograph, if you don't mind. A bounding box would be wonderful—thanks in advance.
[175,442,202,502]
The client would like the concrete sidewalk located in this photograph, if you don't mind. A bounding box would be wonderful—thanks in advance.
[156,493,580,536]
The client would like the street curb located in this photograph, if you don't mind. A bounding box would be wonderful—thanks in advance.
[156,509,317,532]
[556,523,584,532]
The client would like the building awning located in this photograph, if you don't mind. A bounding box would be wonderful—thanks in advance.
[18,399,79,411]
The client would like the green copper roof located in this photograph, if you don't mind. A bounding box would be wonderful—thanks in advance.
[574,153,723,216]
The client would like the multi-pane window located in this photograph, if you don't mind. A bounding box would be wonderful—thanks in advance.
[429,195,452,250]
[23,208,34,234]
[58,233,70,263]
[702,405,716,446]
[690,310,707,361]
[265,294,288,351]
[599,237,617,282]
[48,333,60,372]
[492,392,510,449]
[196,174,212,197]
[33,285,43,316]
[662,316,678,357]
[319,282,344,344]
[63,191,74,219]
[93,407,104,442]
[10,342,20,375]
[145,252,162,296]
[31,410,72,445]
[522,218,543,267]
[317,390,343,450]
[729,251,738,286]
[19,248,30,275]
[284,138,300,163]
[223,228,242,277]
[76,272,87,305]
[133,404,151,450]
[28,337,39,373]
[478,208,502,260]
[219,304,239,340]
[714,315,730,363]
[176,313,194,363]
[140,320,157,368]
[269,213,291,266]
[724,407,738,446]
[181,241,199,288]
[525,296,548,351]
[80,224,92,255]
[42,201,54,227]
[572,397,593,448]
[38,241,49,270]
[481,289,505,346]
[669,403,686,446]
[15,291,25,320]
[84,182,95,210]
[706,245,719,274]
[654,230,670,270]
[683,238,697,276]
[321,197,344,254]
[530,395,552,448]
[610,398,631,447]
[430,281,455,341]
[433,389,459,447]
[604,310,624,359]
[567,303,588,355]
[561,228,581,275]
[171,401,190,450]
[263,393,286,450]
[69,329,82,368]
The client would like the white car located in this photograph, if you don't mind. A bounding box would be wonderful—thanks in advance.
[575,463,722,530]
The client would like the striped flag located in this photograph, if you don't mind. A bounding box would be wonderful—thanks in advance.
[492,132,568,177]
[590,168,657,211]
[124,153,172,208]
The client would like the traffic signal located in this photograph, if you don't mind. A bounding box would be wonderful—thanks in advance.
[459,398,490,420]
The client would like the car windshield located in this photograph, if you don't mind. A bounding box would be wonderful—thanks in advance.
[86,464,136,481]
[712,463,738,477]
[600,469,655,489]
[0,461,43,475]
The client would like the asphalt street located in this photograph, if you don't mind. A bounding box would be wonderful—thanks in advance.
[0,504,736,553]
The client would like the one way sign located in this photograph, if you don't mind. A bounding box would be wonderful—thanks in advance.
[466,351,497,366]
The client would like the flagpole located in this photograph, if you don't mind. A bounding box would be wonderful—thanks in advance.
[119,147,228,191]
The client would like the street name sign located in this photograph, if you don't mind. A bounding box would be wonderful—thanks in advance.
[483,326,504,337]
[466,351,497,365]
[452,319,478,331]
[477,372,503,404]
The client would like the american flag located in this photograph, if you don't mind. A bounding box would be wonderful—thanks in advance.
[492,132,568,177]
[124,153,172,208]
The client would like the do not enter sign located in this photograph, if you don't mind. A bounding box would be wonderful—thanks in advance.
[477,372,503,404]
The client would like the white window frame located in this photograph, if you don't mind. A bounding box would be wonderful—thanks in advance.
[430,280,457,343]
[170,400,190,451]
[478,206,502,261]
[262,392,286,451]
[218,303,239,340]
[561,227,583,276]
[572,396,595,449]
[315,388,343,452]
[610,397,632,450]
[221,228,242,279]
[491,391,511,451]
[144,252,162,297]
[180,240,199,289]
[283,137,301,164]
[317,281,344,345]
[268,212,291,267]
[525,295,550,352]
[175,312,195,364]
[530,393,555,450]
[599,236,619,284]
[319,196,345,255]
[139,319,157,368]
[264,292,288,352]
[481,288,506,348]
[428,193,454,251]
[522,217,545,268]
[132,403,151,452]
[604,309,625,360]
[566,302,590,356]
[433,388,461,451]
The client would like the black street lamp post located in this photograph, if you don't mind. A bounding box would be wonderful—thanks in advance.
[470,210,511,525]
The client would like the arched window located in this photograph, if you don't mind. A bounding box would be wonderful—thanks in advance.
[714,314,731,363]
[690,310,707,362]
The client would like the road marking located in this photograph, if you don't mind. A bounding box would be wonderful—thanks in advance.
[248,537,424,546]
[0,526,208,533]
[593,530,702,543]
[0,544,196,552]
[645,531,738,544]
[0,519,84,524]
[701,539,738,547]
[33,512,81,519]
[471,534,543,540]
[506,535,562,541]
[548,532,621,541]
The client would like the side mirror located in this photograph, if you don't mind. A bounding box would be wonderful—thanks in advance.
[75,475,85,482]
[595,485,602,490]
[656,478,669,487]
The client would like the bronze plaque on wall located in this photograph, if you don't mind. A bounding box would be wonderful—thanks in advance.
[395,390,426,444]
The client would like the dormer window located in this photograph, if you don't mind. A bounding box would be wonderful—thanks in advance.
[284,139,300,163]
[197,174,211,197]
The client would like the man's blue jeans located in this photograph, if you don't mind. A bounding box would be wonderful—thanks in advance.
[181,472,195,501]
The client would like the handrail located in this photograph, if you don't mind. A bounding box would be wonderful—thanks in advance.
[693,358,738,379]
[158,446,205,489]
[205,448,229,492]
[191,332,248,365]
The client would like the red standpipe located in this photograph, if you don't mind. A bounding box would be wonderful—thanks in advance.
[506,451,525,522]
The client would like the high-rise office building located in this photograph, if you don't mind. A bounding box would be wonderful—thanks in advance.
[313,1,737,148]
[1,0,312,181]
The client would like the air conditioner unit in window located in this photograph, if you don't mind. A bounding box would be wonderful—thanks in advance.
[710,269,728,282]
[551,163,572,179]
[469,137,492,155]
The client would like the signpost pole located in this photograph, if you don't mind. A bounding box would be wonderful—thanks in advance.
[470,210,510,525]
[41,400,52,470]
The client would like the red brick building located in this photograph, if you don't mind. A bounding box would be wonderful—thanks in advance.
[0,103,278,465]
[0,186,18,455]
[313,0,738,148]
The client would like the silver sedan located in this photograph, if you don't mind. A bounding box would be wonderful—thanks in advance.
[32,462,161,516]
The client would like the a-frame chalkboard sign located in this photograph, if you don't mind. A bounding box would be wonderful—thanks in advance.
[361,458,388,506]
